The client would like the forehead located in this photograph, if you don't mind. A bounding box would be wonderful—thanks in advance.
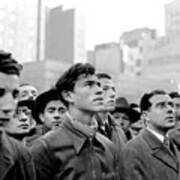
[150,94,172,105]
[113,111,129,117]
[172,97,180,104]
[0,72,19,89]
[46,100,65,108]
[17,106,31,111]
[76,74,98,83]
[20,85,37,92]
[99,78,114,87]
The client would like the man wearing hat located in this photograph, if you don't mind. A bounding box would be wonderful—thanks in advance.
[111,97,140,142]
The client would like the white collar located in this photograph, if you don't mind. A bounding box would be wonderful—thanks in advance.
[146,127,165,143]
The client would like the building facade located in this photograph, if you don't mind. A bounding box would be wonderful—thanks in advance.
[45,5,86,63]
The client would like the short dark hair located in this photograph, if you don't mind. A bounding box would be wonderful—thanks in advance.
[169,91,180,99]
[55,63,95,107]
[140,89,167,112]
[0,50,22,76]
[96,73,112,80]
[32,88,60,124]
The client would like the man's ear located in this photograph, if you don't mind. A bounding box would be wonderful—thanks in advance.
[62,90,74,104]
[39,113,45,122]
[141,111,150,123]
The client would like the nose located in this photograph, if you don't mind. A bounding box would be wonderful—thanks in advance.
[95,84,103,95]
[1,93,16,117]
[109,88,116,98]
[53,111,61,119]
[19,113,29,122]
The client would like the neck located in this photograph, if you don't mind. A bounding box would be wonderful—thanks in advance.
[97,112,108,124]
[68,106,94,126]
[147,124,168,136]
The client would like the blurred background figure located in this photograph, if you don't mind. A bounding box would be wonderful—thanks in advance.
[19,83,38,101]
[130,103,145,137]
[168,91,180,151]
[5,99,35,145]
[111,97,140,142]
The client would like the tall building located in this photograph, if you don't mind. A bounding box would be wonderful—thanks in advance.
[165,0,180,38]
[45,5,86,63]
[120,28,156,75]
[94,42,123,74]
[0,0,38,62]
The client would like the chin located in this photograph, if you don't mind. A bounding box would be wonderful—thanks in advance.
[106,107,115,112]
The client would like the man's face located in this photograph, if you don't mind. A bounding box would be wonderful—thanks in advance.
[5,106,32,134]
[99,78,116,112]
[172,97,180,120]
[69,74,104,113]
[112,111,131,132]
[146,94,176,132]
[40,100,67,130]
[19,85,38,100]
[0,72,19,132]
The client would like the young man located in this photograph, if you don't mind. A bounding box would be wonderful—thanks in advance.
[30,63,119,180]
[19,83,38,101]
[0,51,36,180]
[32,88,67,132]
[168,92,180,151]
[5,99,35,144]
[120,89,179,180]
[96,73,126,149]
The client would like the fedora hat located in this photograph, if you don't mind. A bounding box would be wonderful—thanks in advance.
[112,97,140,123]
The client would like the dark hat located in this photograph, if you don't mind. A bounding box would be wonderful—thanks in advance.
[112,97,140,123]
[17,99,35,111]
[32,88,60,124]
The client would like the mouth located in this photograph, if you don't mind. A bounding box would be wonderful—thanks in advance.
[94,97,104,102]
[166,116,175,121]
[52,121,62,127]
[18,124,29,129]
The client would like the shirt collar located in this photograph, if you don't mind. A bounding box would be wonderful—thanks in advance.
[64,113,97,154]
[146,127,165,143]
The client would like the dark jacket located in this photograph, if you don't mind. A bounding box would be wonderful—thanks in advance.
[120,129,180,180]
[0,131,36,180]
[96,113,125,151]
[169,127,180,151]
[30,115,119,180]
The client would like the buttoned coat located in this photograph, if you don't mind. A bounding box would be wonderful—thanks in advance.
[96,113,126,150]
[120,129,180,180]
[0,132,36,180]
[30,115,119,180]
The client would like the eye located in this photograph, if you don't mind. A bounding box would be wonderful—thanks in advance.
[0,88,5,97]
[12,89,19,99]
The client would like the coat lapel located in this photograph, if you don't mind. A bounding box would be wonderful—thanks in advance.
[142,129,178,172]
[0,133,15,180]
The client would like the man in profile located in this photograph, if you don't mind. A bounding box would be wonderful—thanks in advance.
[30,63,119,180]
[0,50,36,180]
[120,89,179,180]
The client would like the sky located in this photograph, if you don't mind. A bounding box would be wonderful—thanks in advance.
[46,0,174,50]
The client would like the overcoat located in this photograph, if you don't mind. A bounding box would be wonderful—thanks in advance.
[120,129,180,180]
[30,115,119,180]
[0,132,36,180]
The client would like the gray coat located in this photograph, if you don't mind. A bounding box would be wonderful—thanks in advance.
[120,129,180,180]
[30,115,119,180]
[0,132,36,180]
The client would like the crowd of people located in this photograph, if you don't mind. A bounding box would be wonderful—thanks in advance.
[0,50,180,180]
